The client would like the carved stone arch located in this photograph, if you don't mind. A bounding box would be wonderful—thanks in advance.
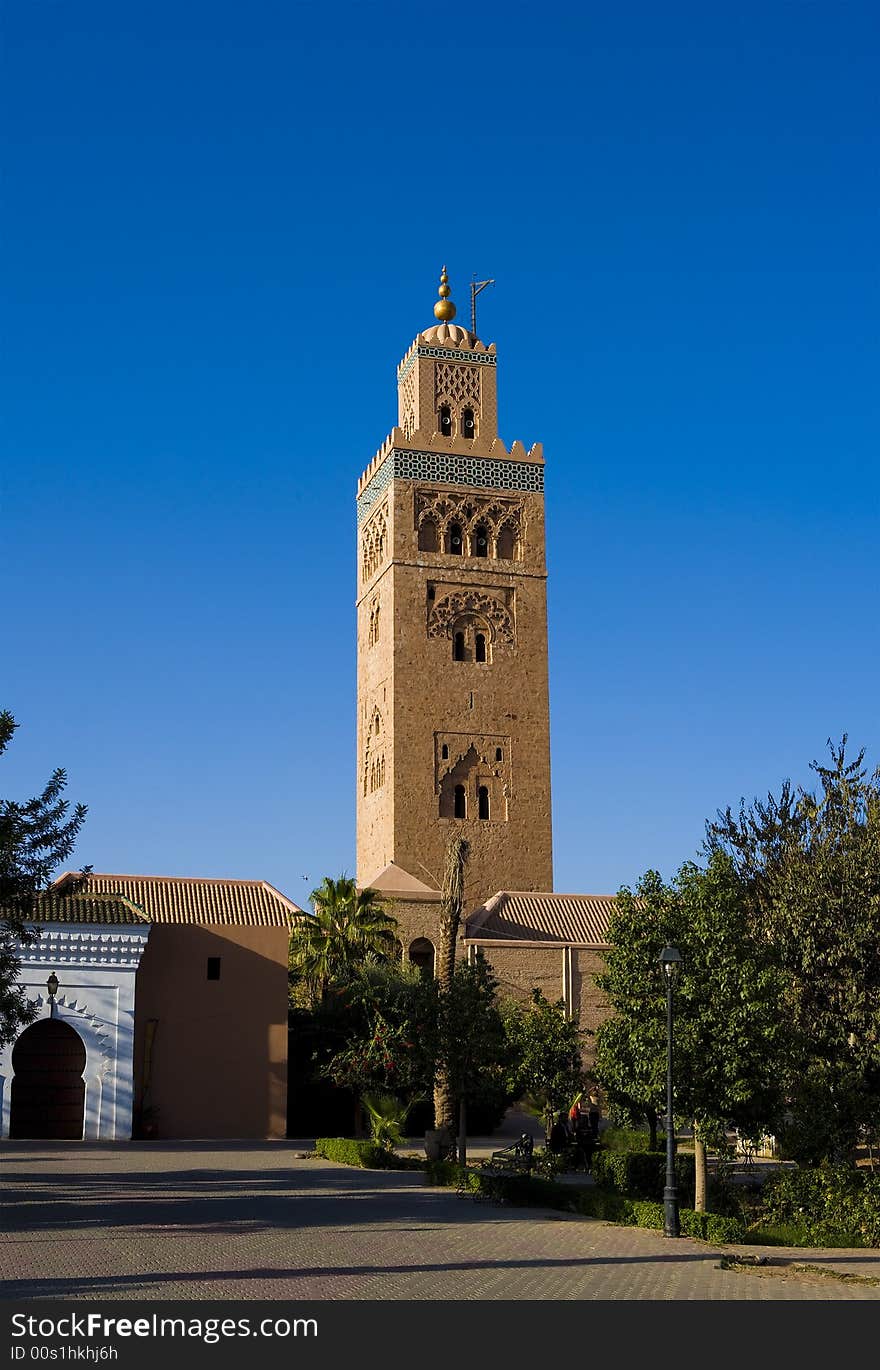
[428,591,514,644]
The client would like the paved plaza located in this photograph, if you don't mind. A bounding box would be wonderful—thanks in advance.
[1,1142,879,1302]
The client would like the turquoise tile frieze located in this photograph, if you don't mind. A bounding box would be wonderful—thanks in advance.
[397,345,498,382]
[357,449,543,525]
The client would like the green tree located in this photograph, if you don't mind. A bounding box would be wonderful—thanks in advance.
[706,738,880,1163]
[436,954,511,1167]
[0,711,89,1047]
[501,989,587,1138]
[595,853,786,1209]
[289,875,399,1003]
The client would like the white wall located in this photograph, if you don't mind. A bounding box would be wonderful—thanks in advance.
[0,923,150,1141]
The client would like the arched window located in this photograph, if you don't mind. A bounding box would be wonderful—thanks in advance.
[472,524,489,557]
[496,524,516,560]
[441,744,449,760]
[373,603,380,643]
[462,407,475,439]
[453,631,465,662]
[454,784,466,819]
[478,785,490,820]
[418,519,438,553]
[439,405,452,437]
[446,522,463,554]
[495,747,503,762]
[475,632,487,663]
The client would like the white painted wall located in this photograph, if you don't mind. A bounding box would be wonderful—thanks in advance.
[0,923,150,1141]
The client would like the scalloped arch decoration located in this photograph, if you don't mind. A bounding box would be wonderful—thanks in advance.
[427,591,514,644]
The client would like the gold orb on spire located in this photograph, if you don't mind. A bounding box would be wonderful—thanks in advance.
[433,264,457,322]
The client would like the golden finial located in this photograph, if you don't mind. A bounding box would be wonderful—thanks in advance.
[433,264,457,322]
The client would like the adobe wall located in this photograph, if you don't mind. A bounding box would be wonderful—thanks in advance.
[133,924,288,1139]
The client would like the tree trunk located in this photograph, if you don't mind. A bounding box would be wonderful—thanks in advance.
[647,1106,658,1152]
[433,833,469,1138]
[458,1096,467,1170]
[693,1122,707,1212]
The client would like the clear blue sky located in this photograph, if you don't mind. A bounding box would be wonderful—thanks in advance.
[3,2,877,903]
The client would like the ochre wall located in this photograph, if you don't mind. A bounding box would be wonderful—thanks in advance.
[134,924,288,1139]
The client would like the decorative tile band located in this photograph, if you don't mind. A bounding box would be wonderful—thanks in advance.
[357,449,544,525]
[398,345,497,382]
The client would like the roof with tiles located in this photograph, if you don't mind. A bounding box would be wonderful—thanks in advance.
[31,894,150,926]
[52,872,305,927]
[465,891,616,948]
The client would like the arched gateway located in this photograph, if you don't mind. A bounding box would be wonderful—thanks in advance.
[10,1018,86,1139]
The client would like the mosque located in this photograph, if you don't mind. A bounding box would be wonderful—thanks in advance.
[0,271,614,1141]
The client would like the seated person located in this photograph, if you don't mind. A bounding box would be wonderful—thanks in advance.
[548,1112,569,1154]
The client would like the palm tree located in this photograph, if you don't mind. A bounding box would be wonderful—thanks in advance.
[289,876,399,1003]
[433,833,469,1153]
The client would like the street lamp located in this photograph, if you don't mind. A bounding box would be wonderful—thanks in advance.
[659,945,682,1238]
[46,972,59,1018]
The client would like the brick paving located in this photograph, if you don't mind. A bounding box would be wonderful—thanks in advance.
[1,1142,878,1301]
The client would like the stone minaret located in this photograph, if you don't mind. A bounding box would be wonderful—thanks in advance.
[356,268,553,911]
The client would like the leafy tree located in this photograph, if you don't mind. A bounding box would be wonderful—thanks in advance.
[289,875,399,1003]
[706,738,880,1163]
[433,832,469,1143]
[436,954,511,1167]
[595,853,786,1209]
[501,989,587,1138]
[322,960,438,1107]
[0,712,89,1047]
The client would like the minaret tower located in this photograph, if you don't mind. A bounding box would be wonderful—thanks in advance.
[356,269,553,911]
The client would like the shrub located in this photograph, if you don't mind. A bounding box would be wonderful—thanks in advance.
[599,1127,654,1153]
[314,1137,409,1169]
[590,1148,695,1203]
[757,1166,880,1248]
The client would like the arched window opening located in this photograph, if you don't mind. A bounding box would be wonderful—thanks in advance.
[475,632,487,663]
[446,522,463,554]
[473,524,489,557]
[496,524,516,560]
[418,519,438,553]
[495,747,503,762]
[453,631,465,662]
[409,938,435,979]
[462,407,475,439]
[439,405,452,437]
[454,784,466,819]
[373,603,380,643]
[478,786,490,820]
[441,744,449,760]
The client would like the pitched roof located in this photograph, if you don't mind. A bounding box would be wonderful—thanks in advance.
[363,862,441,901]
[31,894,150,926]
[465,891,615,948]
[52,872,305,927]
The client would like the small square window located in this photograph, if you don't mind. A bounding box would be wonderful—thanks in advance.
[206,957,221,981]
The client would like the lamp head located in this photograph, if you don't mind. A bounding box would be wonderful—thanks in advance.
[46,972,59,999]
[659,946,682,983]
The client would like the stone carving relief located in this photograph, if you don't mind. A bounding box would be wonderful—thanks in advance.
[435,734,510,822]
[361,502,388,584]
[427,590,515,645]
[362,705,386,796]
[414,489,523,559]
[434,360,482,410]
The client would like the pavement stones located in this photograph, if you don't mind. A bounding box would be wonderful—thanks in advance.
[1,1142,878,1302]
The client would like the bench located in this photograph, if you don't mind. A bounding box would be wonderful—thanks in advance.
[481,1133,535,1177]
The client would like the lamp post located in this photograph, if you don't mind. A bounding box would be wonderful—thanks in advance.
[46,972,59,1018]
[659,945,682,1238]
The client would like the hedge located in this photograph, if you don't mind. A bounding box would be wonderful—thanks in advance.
[590,1148,696,1203]
[422,1163,744,1243]
[758,1166,880,1248]
[314,1137,411,1169]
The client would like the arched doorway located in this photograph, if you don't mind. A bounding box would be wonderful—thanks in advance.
[10,1018,86,1139]
[409,938,435,978]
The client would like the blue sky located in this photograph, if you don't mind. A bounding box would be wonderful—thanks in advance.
[3,2,877,904]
